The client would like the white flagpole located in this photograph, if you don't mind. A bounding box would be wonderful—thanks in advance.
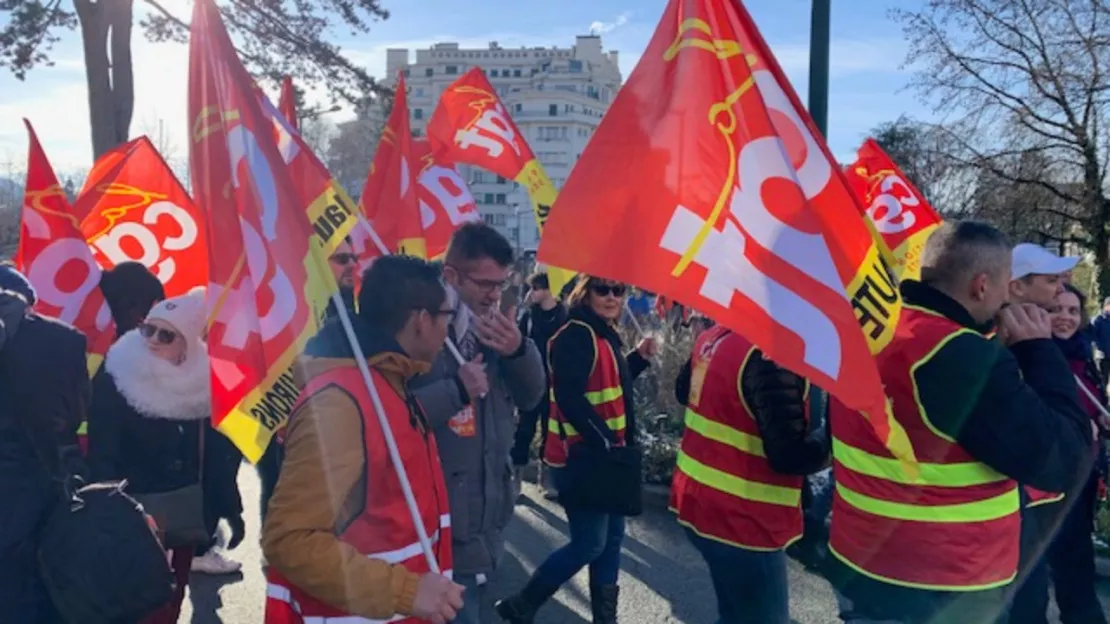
[1073,374,1110,420]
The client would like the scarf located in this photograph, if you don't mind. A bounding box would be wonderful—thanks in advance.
[105,329,211,421]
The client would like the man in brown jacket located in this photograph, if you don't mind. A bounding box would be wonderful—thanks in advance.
[263,256,464,624]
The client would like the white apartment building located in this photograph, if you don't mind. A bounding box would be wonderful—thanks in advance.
[381,36,623,250]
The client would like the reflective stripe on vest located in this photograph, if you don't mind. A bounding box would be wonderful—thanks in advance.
[543,320,626,467]
[1024,486,1065,508]
[829,305,1020,592]
[669,326,806,551]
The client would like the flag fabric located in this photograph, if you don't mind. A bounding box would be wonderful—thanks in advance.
[17,120,115,376]
[189,0,354,461]
[359,73,424,257]
[425,68,575,291]
[412,137,481,259]
[279,76,299,131]
[536,0,914,465]
[77,136,208,297]
[845,138,943,282]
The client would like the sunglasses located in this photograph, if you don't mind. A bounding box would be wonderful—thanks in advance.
[591,284,626,298]
[331,253,358,266]
[139,323,179,345]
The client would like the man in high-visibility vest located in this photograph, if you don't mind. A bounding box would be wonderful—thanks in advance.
[263,256,465,624]
[671,325,828,624]
[828,221,1092,623]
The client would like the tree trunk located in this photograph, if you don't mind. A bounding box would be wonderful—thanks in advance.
[76,0,135,163]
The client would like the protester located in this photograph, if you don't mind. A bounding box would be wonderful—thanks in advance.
[671,324,828,624]
[263,255,463,624]
[511,271,569,500]
[0,264,89,624]
[192,428,246,576]
[86,287,217,624]
[496,275,657,624]
[98,261,166,337]
[1089,296,1110,383]
[827,222,1092,623]
[409,223,545,624]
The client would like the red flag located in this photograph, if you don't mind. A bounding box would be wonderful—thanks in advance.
[426,69,574,291]
[76,136,208,297]
[536,0,914,464]
[278,76,299,131]
[189,0,355,461]
[16,120,114,376]
[359,72,424,257]
[844,138,942,282]
[412,137,480,259]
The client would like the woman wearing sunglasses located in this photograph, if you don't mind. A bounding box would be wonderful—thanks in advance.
[497,276,658,624]
[86,288,220,624]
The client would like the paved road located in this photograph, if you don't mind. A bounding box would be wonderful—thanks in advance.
[180,464,1110,623]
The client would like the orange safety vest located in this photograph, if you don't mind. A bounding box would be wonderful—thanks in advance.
[829,305,1020,591]
[542,320,627,467]
[669,326,808,551]
[265,366,452,624]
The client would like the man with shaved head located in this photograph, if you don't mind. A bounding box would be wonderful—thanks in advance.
[827,221,1092,623]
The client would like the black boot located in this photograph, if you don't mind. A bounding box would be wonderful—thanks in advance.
[590,584,619,624]
[494,578,557,624]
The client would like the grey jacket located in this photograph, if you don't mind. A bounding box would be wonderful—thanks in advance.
[410,319,545,576]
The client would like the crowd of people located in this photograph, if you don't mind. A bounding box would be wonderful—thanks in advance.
[1,220,1109,624]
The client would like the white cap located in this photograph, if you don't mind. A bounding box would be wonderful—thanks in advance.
[145,287,207,345]
[1011,243,1079,280]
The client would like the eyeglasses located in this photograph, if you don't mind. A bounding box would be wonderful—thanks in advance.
[591,284,626,298]
[330,253,358,266]
[139,323,179,345]
[447,264,509,293]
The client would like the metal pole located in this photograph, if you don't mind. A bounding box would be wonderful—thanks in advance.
[807,0,831,138]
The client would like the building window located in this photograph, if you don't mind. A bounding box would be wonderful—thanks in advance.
[403,68,410,77]
[445,65,458,75]
[549,104,558,117]
[513,69,522,77]
[413,108,423,120]
[493,214,507,226]
[484,193,494,204]
[483,214,495,225]
[412,128,422,137]
[569,60,583,73]
[414,88,425,97]
[425,67,434,77]
[496,176,506,184]
[514,103,522,113]
[496,193,506,204]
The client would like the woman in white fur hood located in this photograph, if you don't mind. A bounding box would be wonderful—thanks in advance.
[86,287,220,624]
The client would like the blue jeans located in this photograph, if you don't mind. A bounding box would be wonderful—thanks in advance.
[686,528,789,624]
[531,468,625,588]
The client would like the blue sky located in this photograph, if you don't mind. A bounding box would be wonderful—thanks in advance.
[0,0,931,173]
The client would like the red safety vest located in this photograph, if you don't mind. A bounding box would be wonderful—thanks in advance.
[829,305,1020,591]
[670,326,808,550]
[265,365,452,624]
[543,320,627,467]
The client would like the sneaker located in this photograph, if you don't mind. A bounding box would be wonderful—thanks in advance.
[191,550,243,575]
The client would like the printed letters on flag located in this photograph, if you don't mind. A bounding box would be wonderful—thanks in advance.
[17,120,114,376]
[412,137,480,259]
[845,138,943,282]
[189,0,353,461]
[77,136,208,297]
[536,0,915,465]
[426,69,575,291]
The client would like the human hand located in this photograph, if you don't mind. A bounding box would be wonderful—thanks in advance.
[411,573,465,624]
[475,308,523,356]
[637,336,659,358]
[457,353,489,400]
[997,303,1052,345]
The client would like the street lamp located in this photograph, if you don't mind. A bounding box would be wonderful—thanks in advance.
[808,0,831,138]
[298,104,342,126]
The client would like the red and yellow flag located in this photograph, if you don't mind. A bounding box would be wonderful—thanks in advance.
[844,138,942,282]
[426,69,574,291]
[76,136,208,297]
[188,0,354,461]
[17,120,115,376]
[412,137,481,260]
[359,72,424,257]
[537,0,914,465]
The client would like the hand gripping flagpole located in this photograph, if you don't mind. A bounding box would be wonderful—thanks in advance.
[329,288,441,574]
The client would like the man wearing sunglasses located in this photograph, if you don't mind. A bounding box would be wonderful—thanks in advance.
[325,237,359,320]
[409,223,546,624]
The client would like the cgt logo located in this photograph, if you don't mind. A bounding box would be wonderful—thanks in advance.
[87,194,200,286]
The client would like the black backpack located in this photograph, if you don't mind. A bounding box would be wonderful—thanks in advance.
[37,477,176,624]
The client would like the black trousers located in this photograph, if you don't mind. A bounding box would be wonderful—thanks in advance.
[1008,473,1107,624]
[256,440,284,524]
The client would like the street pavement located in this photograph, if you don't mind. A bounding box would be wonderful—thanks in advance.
[180,464,1110,623]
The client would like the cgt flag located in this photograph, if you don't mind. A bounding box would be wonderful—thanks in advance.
[537,0,915,465]
[17,120,115,376]
[77,136,208,297]
[845,138,943,282]
[426,68,575,292]
[278,76,299,131]
[412,137,481,260]
[188,0,354,461]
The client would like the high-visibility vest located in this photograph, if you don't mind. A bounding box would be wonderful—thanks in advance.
[829,305,1020,591]
[265,365,452,624]
[542,319,627,467]
[669,325,808,550]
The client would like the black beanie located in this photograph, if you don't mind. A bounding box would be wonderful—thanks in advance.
[99,262,166,334]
